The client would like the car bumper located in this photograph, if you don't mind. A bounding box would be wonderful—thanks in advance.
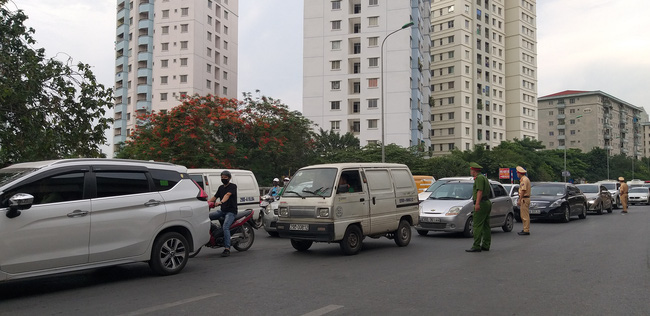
[415,215,466,233]
[628,197,648,204]
[262,210,279,232]
[528,206,565,220]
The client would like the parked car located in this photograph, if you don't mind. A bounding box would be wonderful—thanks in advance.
[576,184,613,215]
[628,187,650,205]
[502,183,520,207]
[596,181,620,209]
[0,159,210,282]
[418,177,473,200]
[514,182,587,223]
[416,179,515,237]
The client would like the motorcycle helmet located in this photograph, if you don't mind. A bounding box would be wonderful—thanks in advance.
[220,170,232,179]
[273,178,280,182]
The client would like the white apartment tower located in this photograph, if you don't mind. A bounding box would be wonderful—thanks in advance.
[429,0,537,155]
[113,0,239,152]
[303,0,432,150]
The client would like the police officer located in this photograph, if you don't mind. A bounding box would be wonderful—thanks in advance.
[466,162,492,252]
[618,177,628,214]
[516,166,531,235]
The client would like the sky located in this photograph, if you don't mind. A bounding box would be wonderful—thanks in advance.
[9,0,650,149]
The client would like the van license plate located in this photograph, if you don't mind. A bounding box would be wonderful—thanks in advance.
[290,224,309,231]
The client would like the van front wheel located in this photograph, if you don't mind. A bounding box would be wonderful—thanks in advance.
[340,225,363,255]
[394,219,412,247]
[291,239,313,252]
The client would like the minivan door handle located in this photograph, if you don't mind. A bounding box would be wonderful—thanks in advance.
[372,197,376,205]
[144,199,162,207]
[67,210,88,218]
[360,198,365,202]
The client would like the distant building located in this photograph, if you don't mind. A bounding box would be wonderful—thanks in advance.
[428,0,538,155]
[113,0,239,153]
[302,0,432,150]
[537,90,647,158]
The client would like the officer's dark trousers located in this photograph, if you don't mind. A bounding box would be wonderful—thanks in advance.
[472,200,492,250]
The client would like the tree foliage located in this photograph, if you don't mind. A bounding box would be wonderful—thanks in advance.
[0,1,113,167]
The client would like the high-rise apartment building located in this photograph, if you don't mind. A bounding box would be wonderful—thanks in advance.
[303,0,432,150]
[429,0,537,155]
[113,0,238,152]
[538,90,647,158]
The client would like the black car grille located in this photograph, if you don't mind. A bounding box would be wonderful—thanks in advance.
[420,223,447,229]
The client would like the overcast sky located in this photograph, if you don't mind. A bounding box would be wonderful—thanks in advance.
[12,0,650,145]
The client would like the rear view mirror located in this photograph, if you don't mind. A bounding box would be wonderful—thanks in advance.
[6,193,34,218]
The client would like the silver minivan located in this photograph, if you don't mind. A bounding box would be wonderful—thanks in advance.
[0,159,210,282]
[276,163,419,255]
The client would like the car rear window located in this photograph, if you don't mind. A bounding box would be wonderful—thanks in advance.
[150,169,181,191]
[96,171,149,198]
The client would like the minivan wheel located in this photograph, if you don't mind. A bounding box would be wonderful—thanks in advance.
[394,219,412,247]
[149,232,189,276]
[463,217,474,238]
[417,229,429,236]
[291,239,313,252]
[502,213,514,232]
[340,225,363,255]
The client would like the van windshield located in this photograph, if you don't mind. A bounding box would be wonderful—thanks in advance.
[284,168,338,197]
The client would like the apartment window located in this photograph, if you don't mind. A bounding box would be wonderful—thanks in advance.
[223,56,228,65]
[180,41,188,49]
[368,78,378,88]
[331,81,341,90]
[180,58,188,66]
[224,41,228,50]
[162,26,169,34]
[160,93,167,101]
[223,71,228,80]
[180,75,188,83]
[331,60,341,70]
[448,128,454,135]
[181,24,189,33]
[162,10,169,18]
[224,26,228,35]
[369,0,378,5]
[368,16,378,27]
[224,11,228,20]
[208,0,212,9]
[369,57,378,67]
[331,20,341,30]
[368,99,378,108]
[368,119,378,129]
[448,112,455,120]
[331,40,341,50]
[223,86,228,95]
[331,121,340,130]
[161,59,169,68]
[207,16,212,25]
[207,31,212,41]
[181,7,189,16]
[161,42,169,51]
[368,37,378,46]
[206,64,211,73]
[466,127,470,135]
[332,0,341,10]
[331,101,341,110]
[207,48,212,56]
[160,76,168,84]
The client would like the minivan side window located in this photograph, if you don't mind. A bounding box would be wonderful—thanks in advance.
[150,169,181,191]
[391,169,414,189]
[365,170,392,191]
[339,170,363,193]
[96,171,149,198]
[2,172,85,205]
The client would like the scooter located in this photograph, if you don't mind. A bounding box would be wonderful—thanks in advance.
[189,208,257,258]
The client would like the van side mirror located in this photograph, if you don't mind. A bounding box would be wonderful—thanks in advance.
[6,193,34,218]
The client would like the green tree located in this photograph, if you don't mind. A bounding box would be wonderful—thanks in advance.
[0,1,113,167]
[312,128,360,163]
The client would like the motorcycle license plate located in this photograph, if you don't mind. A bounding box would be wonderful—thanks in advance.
[290,224,309,231]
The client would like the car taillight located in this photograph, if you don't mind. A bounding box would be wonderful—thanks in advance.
[192,180,208,201]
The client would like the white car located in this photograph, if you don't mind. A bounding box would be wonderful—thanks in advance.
[0,159,210,282]
[628,187,650,205]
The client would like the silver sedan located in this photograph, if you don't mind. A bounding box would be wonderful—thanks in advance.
[416,180,515,237]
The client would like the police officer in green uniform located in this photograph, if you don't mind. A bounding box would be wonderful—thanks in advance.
[466,162,492,252]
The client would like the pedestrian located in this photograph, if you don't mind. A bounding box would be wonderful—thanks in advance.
[516,166,531,235]
[466,162,492,252]
[618,177,628,214]
[207,170,238,257]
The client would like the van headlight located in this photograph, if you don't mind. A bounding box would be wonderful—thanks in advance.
[445,206,463,216]
[279,207,289,217]
[317,208,330,218]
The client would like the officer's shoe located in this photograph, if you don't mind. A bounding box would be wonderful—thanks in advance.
[518,231,530,236]
[465,248,482,252]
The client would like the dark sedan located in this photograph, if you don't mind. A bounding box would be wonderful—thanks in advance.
[515,182,587,223]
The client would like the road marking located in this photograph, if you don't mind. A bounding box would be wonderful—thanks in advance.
[116,292,222,316]
[302,305,344,316]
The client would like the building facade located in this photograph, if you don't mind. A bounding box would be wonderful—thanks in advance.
[538,90,647,158]
[429,0,538,155]
[303,0,432,150]
[113,0,238,152]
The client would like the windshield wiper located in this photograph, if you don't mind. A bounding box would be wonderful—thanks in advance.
[284,190,303,198]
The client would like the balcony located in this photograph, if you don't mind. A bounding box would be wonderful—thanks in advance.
[136,100,151,111]
[558,145,566,150]
[138,2,153,13]
[604,134,611,140]
[557,124,566,130]
[604,123,612,129]
[117,23,128,36]
[557,114,566,120]
[138,35,152,46]
[138,19,153,30]
[604,145,612,150]
[115,71,127,82]
[117,8,127,21]
[556,103,566,109]
[137,67,152,78]
[557,135,565,140]
[136,84,151,95]
[113,87,127,98]
[137,51,152,62]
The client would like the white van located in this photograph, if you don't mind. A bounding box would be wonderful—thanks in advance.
[275,163,419,255]
[187,169,260,217]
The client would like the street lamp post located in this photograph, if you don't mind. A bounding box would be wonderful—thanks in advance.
[380,21,414,163]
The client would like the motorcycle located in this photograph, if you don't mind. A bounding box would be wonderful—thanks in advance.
[189,208,258,258]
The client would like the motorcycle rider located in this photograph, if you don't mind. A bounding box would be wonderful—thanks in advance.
[269,178,281,196]
[278,177,290,196]
[207,170,238,257]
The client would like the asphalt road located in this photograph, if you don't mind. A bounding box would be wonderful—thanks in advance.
[1,206,649,316]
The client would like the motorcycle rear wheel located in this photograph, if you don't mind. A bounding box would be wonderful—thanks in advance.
[233,222,255,252]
